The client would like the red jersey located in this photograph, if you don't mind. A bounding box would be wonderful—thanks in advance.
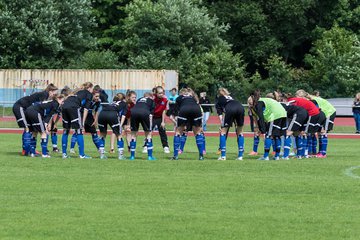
[126,102,135,119]
[288,97,320,116]
[153,96,168,118]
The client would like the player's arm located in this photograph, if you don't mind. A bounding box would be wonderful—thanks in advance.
[161,108,166,128]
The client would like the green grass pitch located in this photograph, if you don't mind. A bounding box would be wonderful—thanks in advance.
[0,133,360,239]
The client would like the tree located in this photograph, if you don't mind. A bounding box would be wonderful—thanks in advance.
[305,25,360,97]
[91,0,131,52]
[0,0,95,68]
[121,0,247,97]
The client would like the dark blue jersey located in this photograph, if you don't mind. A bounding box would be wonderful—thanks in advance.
[175,94,198,111]
[27,100,60,123]
[16,91,49,109]
[353,101,360,114]
[133,97,155,114]
[281,103,308,118]
[101,101,128,117]
[215,95,241,115]
[100,90,109,103]
[87,101,100,114]
[63,90,92,110]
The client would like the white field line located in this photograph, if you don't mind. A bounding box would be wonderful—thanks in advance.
[344,166,360,179]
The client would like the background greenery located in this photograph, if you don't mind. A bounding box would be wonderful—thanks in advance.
[1,0,360,100]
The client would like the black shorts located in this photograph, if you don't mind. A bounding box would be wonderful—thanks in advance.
[323,112,336,132]
[177,105,202,128]
[13,103,28,128]
[287,111,308,132]
[84,115,97,134]
[266,117,287,137]
[305,113,322,134]
[166,104,177,117]
[222,103,245,128]
[62,107,82,130]
[316,111,327,132]
[130,109,151,132]
[98,111,122,135]
[25,110,46,133]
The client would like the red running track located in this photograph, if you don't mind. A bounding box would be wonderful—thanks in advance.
[0,116,357,126]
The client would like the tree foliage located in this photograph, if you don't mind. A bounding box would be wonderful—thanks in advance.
[305,25,360,97]
[120,0,247,97]
[0,0,360,98]
[0,0,95,68]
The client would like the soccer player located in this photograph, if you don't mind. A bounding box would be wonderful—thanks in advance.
[287,92,323,158]
[167,88,178,127]
[12,84,58,155]
[119,90,137,153]
[129,92,156,160]
[199,92,212,132]
[278,93,309,159]
[69,91,101,153]
[247,101,260,156]
[98,93,127,159]
[149,86,170,153]
[216,88,245,161]
[172,88,205,160]
[24,94,65,157]
[61,82,94,159]
[94,85,109,103]
[248,90,287,160]
[300,90,336,158]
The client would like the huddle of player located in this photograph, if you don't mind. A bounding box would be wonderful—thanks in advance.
[12,83,336,160]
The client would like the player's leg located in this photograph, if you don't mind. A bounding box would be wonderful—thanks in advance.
[259,122,272,160]
[193,115,205,160]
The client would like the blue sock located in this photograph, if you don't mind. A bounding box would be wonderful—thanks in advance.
[237,134,244,158]
[318,134,323,154]
[180,133,187,152]
[51,133,57,147]
[195,133,205,157]
[312,135,317,155]
[147,139,153,157]
[117,138,124,155]
[253,135,260,152]
[62,130,69,154]
[219,134,226,158]
[70,134,77,149]
[321,134,328,155]
[301,136,307,156]
[92,133,100,149]
[30,137,37,154]
[23,131,32,154]
[307,135,312,155]
[173,134,181,158]
[41,138,48,155]
[275,137,281,157]
[130,139,136,158]
[264,137,272,158]
[296,136,303,157]
[99,137,105,149]
[283,136,292,158]
[272,139,276,153]
[77,133,85,156]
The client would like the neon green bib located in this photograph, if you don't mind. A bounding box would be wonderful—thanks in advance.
[259,98,287,122]
[312,97,336,117]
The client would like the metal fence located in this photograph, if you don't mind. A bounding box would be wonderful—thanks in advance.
[0,69,178,106]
